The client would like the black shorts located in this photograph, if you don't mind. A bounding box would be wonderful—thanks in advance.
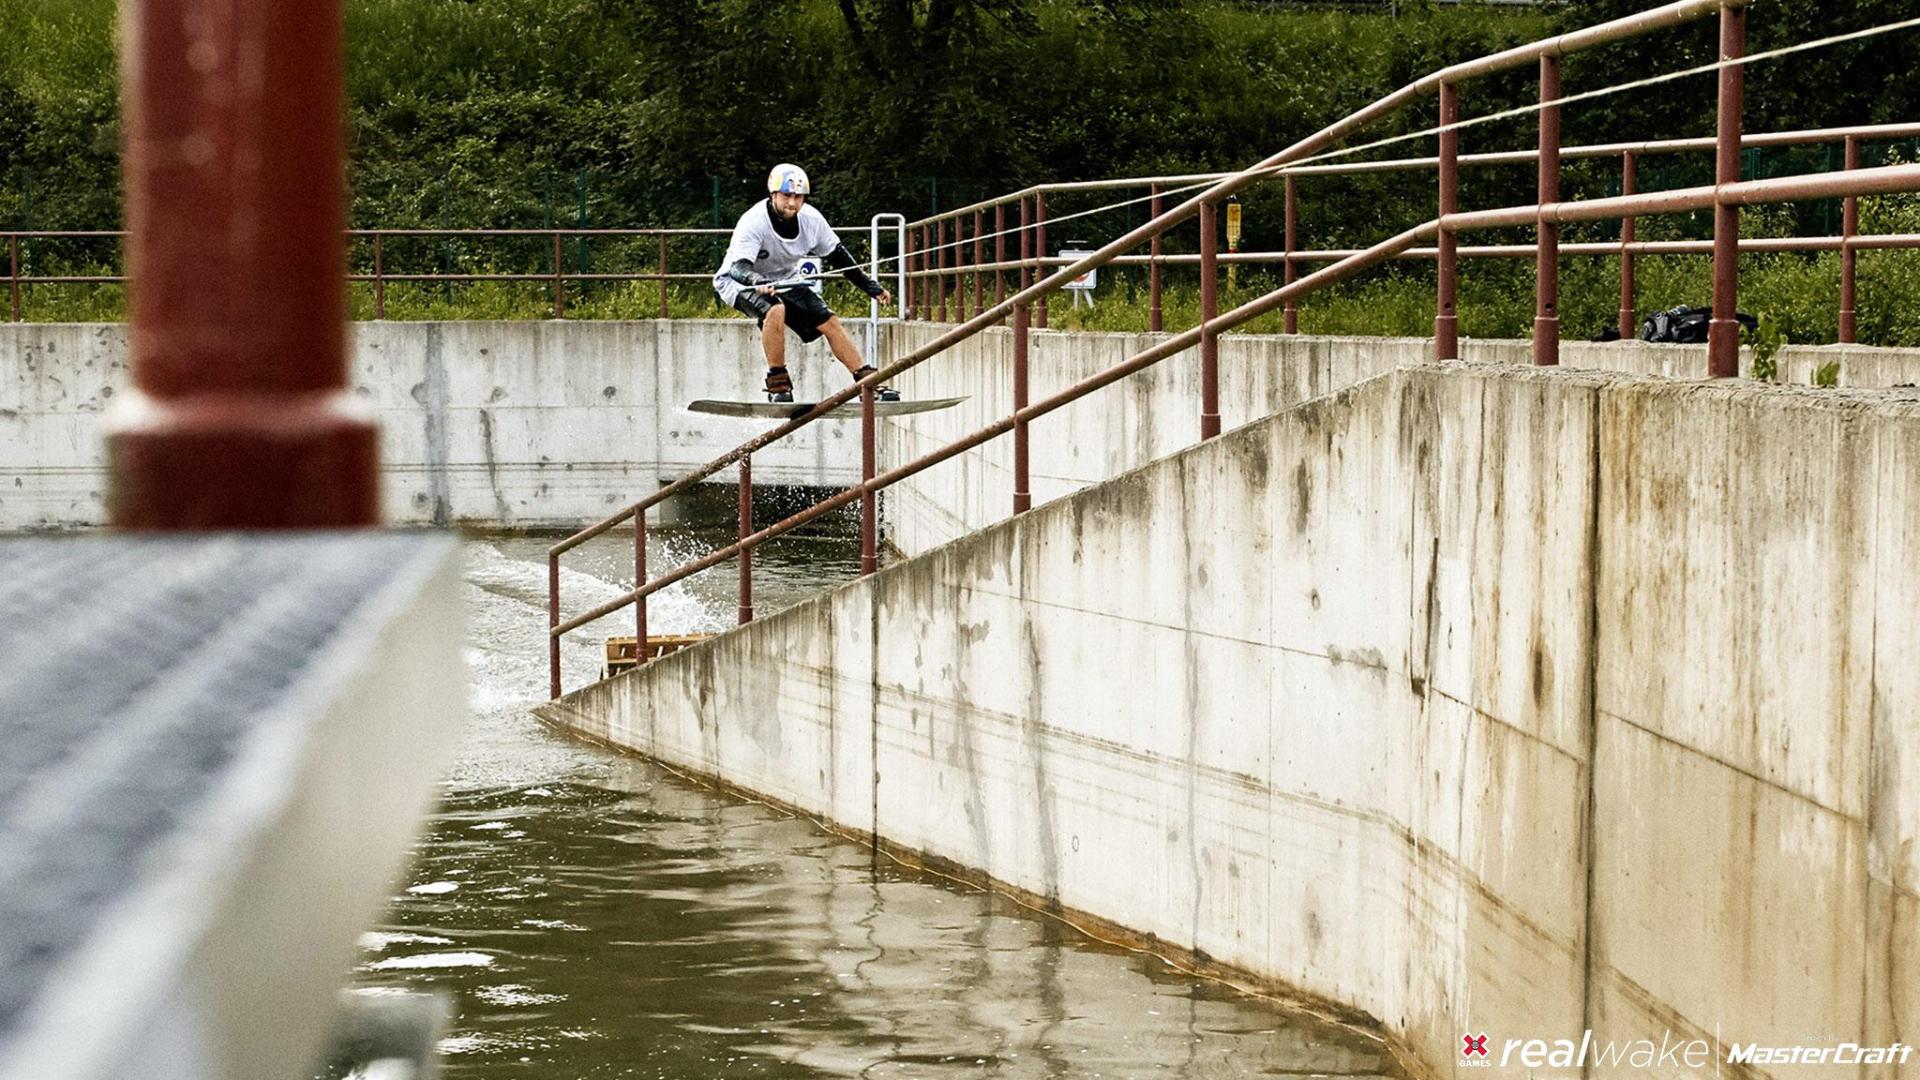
[733,287,836,343]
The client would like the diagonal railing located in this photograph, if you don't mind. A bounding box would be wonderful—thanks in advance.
[545,0,1920,699]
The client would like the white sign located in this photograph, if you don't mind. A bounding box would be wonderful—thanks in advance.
[1060,250,1097,291]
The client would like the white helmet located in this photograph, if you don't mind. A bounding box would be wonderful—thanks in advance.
[767,163,810,196]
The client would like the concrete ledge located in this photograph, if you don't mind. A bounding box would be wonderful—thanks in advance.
[0,533,465,1080]
[546,363,1920,1077]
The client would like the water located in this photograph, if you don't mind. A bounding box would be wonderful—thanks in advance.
[344,528,1400,1078]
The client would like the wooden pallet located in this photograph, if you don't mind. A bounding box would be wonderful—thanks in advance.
[603,633,712,679]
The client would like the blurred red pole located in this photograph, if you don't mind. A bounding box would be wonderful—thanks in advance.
[111,0,377,528]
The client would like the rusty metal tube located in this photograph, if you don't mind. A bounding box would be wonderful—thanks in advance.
[1284,176,1299,334]
[635,513,648,653]
[1035,191,1048,329]
[1708,2,1746,378]
[1620,151,1638,338]
[112,0,377,529]
[738,454,753,624]
[861,386,878,575]
[1149,184,1164,333]
[657,235,669,319]
[1841,135,1860,343]
[1014,198,1032,514]
[936,217,949,322]
[1200,201,1220,440]
[974,210,985,319]
[1435,81,1460,360]
[549,553,562,699]
[1535,55,1561,366]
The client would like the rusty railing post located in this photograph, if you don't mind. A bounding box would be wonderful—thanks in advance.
[1435,81,1460,360]
[549,554,562,699]
[373,232,386,319]
[552,231,566,318]
[635,513,648,654]
[861,383,878,575]
[658,233,669,319]
[1620,151,1638,339]
[1035,191,1049,328]
[1707,2,1746,377]
[1149,183,1164,333]
[111,0,377,528]
[1200,200,1220,439]
[1283,176,1300,334]
[8,235,19,322]
[920,225,932,320]
[954,214,968,321]
[1840,135,1860,343]
[973,209,985,319]
[994,202,1006,308]
[1014,196,1031,515]
[936,217,949,322]
[738,454,753,624]
[903,227,916,319]
[1534,55,1561,366]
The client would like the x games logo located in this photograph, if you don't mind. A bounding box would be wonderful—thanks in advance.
[1462,1032,1492,1068]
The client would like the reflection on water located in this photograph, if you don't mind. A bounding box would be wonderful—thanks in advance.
[344,533,1399,1078]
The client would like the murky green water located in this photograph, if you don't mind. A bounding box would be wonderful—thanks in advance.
[345,528,1399,1078]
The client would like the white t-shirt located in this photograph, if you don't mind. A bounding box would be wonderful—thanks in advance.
[712,200,841,306]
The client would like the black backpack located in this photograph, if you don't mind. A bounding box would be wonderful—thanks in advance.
[1640,305,1756,344]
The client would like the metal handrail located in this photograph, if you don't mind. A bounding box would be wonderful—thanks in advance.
[900,121,1920,226]
[2,225,877,321]
[548,0,1906,697]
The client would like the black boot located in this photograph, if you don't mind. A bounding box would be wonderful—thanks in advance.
[853,365,900,402]
[764,366,794,403]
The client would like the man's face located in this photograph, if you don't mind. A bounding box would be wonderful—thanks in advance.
[770,190,806,219]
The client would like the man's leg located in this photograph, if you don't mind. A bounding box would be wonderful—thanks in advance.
[817,316,864,374]
[762,302,788,370]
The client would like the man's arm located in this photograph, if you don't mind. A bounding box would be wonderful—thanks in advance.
[823,244,888,300]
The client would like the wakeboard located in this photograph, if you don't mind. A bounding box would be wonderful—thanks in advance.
[686,396,966,421]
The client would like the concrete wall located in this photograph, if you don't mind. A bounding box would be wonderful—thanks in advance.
[880,323,1920,556]
[0,320,872,529]
[542,363,1918,1078]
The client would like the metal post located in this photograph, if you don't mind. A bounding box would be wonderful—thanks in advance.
[657,234,669,319]
[1014,198,1031,515]
[1149,184,1164,333]
[552,231,565,318]
[8,235,19,322]
[738,454,753,624]
[904,228,916,319]
[1035,191,1049,328]
[373,233,385,319]
[1707,3,1746,378]
[973,209,985,319]
[1200,201,1220,440]
[1435,81,1460,360]
[921,222,936,315]
[635,513,648,656]
[1840,135,1860,343]
[548,554,561,699]
[994,202,1006,308]
[936,218,948,322]
[1283,176,1299,334]
[860,383,878,575]
[111,0,377,528]
[1619,151,1638,339]
[1534,54,1561,367]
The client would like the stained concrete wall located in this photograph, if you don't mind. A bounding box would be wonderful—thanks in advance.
[542,363,1918,1078]
[879,324,1920,557]
[0,320,873,529]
